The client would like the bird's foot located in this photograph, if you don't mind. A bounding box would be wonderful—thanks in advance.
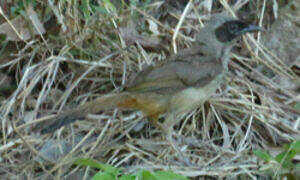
[166,130,193,166]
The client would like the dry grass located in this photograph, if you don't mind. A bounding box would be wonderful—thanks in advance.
[0,0,299,179]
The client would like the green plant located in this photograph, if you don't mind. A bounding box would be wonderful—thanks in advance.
[74,158,189,180]
[254,140,300,179]
[10,0,37,16]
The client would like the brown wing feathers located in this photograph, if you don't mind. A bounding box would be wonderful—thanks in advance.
[37,93,168,133]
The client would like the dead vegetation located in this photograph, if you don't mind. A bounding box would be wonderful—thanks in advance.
[0,0,299,179]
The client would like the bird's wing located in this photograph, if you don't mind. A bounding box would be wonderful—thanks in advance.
[126,48,223,94]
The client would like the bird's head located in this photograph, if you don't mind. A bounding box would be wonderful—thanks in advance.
[214,18,264,43]
[196,13,264,45]
[196,13,264,57]
[195,13,264,69]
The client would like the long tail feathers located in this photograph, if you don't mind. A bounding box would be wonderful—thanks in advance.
[36,93,136,134]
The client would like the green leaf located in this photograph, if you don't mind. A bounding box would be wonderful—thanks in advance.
[136,170,156,180]
[119,174,136,180]
[82,0,91,20]
[74,158,119,175]
[102,0,117,14]
[130,0,138,6]
[92,172,115,180]
[275,152,286,163]
[74,158,102,169]
[152,171,189,180]
[0,34,7,42]
[275,150,296,169]
[294,103,300,110]
[92,5,109,14]
[284,140,300,153]
[282,161,295,170]
[293,140,300,151]
[253,150,273,161]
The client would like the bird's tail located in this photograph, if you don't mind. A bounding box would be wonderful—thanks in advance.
[36,93,141,134]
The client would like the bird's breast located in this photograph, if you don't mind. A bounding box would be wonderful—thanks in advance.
[169,73,223,113]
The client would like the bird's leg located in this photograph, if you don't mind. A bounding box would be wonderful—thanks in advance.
[147,114,165,131]
[148,113,191,165]
[163,114,192,166]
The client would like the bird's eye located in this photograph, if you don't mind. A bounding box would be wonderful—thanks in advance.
[228,23,239,33]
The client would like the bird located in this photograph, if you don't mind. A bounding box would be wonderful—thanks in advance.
[35,13,263,135]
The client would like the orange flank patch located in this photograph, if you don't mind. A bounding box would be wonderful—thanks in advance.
[117,97,139,109]
[116,96,167,118]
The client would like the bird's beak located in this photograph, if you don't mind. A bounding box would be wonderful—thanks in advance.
[236,24,265,36]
